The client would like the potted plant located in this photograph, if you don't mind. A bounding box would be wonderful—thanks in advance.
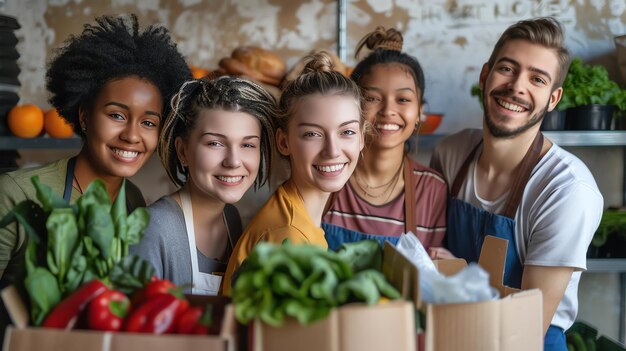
[588,208,626,258]
[558,58,626,130]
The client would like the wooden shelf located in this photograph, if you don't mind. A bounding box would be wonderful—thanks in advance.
[0,136,82,150]
[410,131,626,149]
[587,259,626,273]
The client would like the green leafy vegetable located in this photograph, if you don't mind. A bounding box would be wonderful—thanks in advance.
[232,240,400,327]
[45,208,79,289]
[0,176,154,325]
[592,210,626,247]
[24,266,61,325]
[109,255,156,295]
[336,239,382,272]
[558,58,626,113]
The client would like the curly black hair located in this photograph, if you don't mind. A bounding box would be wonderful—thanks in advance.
[46,14,192,137]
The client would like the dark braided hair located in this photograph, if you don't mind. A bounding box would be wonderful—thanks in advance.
[351,26,425,103]
[159,76,278,189]
[46,14,192,138]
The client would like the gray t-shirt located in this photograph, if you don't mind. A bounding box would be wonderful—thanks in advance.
[130,196,242,291]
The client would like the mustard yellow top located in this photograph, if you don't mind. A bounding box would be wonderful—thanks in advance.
[221,179,327,295]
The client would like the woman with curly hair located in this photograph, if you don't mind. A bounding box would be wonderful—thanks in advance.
[0,14,190,295]
[131,76,277,295]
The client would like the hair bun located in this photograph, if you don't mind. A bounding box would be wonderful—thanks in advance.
[354,26,403,58]
[301,51,336,74]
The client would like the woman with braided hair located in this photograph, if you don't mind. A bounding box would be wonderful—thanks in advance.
[0,13,190,334]
[323,26,448,253]
[130,76,277,295]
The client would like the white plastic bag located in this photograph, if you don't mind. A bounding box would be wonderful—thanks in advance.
[395,232,499,304]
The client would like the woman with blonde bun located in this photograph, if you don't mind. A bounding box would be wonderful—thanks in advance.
[222,52,365,295]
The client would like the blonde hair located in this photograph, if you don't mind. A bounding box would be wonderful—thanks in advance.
[159,76,278,188]
[277,51,363,132]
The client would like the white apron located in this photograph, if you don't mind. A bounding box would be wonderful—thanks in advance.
[180,189,224,295]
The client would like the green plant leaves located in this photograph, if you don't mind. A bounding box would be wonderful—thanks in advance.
[85,204,115,260]
[125,207,149,246]
[109,255,156,295]
[33,175,70,213]
[25,266,61,326]
[337,239,382,272]
[592,210,626,247]
[558,58,626,113]
[232,240,400,327]
[0,176,153,325]
[45,208,79,289]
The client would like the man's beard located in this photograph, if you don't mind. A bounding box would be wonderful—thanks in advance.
[483,91,548,138]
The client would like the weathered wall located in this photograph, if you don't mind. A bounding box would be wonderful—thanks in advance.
[1,0,625,341]
[3,0,626,131]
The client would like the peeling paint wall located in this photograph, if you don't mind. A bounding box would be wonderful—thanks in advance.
[2,0,625,132]
[3,1,622,202]
[1,0,625,340]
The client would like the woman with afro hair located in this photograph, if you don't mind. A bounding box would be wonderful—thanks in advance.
[0,13,191,314]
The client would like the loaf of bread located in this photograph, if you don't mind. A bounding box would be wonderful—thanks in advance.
[218,46,285,87]
[232,47,286,80]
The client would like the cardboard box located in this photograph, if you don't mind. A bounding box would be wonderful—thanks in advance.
[253,299,415,351]
[1,293,237,351]
[383,235,543,351]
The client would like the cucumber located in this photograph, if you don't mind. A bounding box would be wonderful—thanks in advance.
[566,332,587,351]
[585,337,596,351]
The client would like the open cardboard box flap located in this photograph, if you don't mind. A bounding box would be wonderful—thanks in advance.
[382,235,543,351]
[383,235,531,307]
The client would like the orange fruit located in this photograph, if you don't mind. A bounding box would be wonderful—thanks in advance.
[7,104,44,138]
[190,65,209,79]
[44,108,74,138]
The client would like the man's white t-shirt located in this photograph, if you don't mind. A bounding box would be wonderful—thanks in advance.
[431,129,604,330]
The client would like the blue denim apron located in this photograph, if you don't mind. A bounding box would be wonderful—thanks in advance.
[448,132,563,350]
[63,157,132,210]
[323,157,417,251]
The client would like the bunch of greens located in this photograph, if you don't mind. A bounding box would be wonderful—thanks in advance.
[0,176,155,325]
[232,240,400,327]
[592,209,626,248]
[558,58,626,113]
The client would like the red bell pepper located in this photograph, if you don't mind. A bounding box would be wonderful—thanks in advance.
[42,279,108,329]
[124,293,188,334]
[175,305,215,335]
[130,277,177,306]
[87,289,130,331]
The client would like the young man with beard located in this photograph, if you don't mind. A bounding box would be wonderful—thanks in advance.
[430,17,603,351]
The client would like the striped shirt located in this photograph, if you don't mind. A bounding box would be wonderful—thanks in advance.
[323,158,447,250]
